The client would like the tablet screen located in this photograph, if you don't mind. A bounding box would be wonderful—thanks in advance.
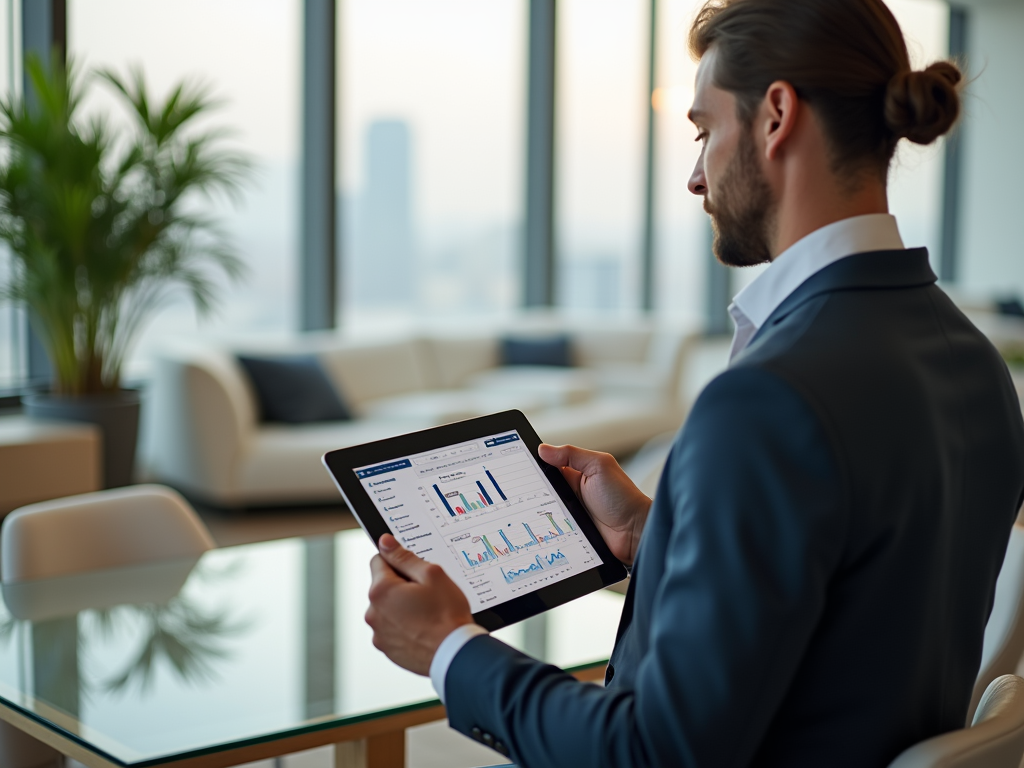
[354,429,601,611]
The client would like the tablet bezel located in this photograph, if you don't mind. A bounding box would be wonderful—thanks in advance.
[322,409,628,631]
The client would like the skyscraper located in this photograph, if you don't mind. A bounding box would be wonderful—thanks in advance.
[351,120,416,307]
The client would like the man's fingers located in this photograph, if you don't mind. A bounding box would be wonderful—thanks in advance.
[368,554,406,605]
[378,534,435,583]
[539,443,611,477]
[559,465,583,496]
[369,553,402,587]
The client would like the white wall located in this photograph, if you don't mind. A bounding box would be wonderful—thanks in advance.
[959,0,1024,298]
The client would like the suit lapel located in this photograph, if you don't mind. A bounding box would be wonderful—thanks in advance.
[746,248,936,352]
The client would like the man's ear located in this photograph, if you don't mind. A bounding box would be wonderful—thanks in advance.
[762,80,799,161]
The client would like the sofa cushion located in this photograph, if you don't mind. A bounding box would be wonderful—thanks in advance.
[319,339,432,409]
[421,336,500,389]
[466,367,596,407]
[361,390,552,424]
[237,355,352,424]
[572,327,652,367]
[593,364,669,399]
[500,335,573,367]
[529,396,684,457]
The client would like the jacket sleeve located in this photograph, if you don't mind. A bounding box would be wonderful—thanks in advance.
[444,367,847,768]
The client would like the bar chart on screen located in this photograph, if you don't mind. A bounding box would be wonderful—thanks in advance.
[450,508,580,569]
[450,515,579,591]
[432,477,499,516]
[429,452,552,521]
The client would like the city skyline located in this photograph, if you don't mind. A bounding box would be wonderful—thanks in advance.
[350,120,416,308]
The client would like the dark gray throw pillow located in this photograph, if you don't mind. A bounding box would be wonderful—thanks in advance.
[500,335,574,367]
[237,354,352,424]
[996,298,1024,318]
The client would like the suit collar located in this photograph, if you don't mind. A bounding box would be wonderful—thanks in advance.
[732,214,905,332]
[756,247,936,335]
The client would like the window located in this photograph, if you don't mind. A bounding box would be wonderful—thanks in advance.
[0,258,25,393]
[0,0,22,391]
[340,0,525,332]
[68,0,302,374]
[886,0,950,267]
[556,0,648,315]
[0,0,958,393]
[653,0,712,327]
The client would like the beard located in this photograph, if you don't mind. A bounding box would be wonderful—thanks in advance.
[704,130,775,267]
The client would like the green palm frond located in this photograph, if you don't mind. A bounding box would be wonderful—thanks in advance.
[0,615,18,645]
[1003,347,1024,367]
[102,597,250,693]
[0,53,251,395]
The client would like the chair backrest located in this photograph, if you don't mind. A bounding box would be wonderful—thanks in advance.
[887,675,1024,768]
[969,523,1024,722]
[1,484,215,583]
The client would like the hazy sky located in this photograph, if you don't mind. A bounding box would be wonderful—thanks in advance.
[69,0,526,229]
[64,0,948,235]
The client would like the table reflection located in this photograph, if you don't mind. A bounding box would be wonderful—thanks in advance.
[0,555,252,738]
[0,530,624,765]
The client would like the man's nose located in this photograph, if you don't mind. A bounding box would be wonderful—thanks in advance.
[688,150,707,196]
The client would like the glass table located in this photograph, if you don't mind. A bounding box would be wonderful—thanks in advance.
[0,529,625,768]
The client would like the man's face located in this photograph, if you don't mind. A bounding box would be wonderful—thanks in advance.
[688,48,775,267]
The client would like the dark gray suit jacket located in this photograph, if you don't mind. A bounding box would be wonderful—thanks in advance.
[445,249,1024,767]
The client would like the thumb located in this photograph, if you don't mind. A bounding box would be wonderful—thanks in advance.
[378,534,433,583]
[539,443,608,476]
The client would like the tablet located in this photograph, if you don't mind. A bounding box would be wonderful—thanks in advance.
[322,410,628,630]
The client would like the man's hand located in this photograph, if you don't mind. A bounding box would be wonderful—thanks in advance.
[538,443,652,566]
[365,534,474,676]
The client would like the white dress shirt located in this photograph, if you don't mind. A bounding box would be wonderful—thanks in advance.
[428,213,906,704]
[429,623,490,703]
[728,213,905,361]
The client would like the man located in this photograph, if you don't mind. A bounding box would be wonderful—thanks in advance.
[365,1,1024,765]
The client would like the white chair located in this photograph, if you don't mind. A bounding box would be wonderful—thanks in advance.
[1,484,215,583]
[968,523,1024,723]
[0,484,215,768]
[888,674,1024,768]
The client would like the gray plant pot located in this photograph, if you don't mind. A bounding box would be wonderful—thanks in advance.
[23,390,141,489]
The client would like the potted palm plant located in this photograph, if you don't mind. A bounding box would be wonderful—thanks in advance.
[0,55,249,487]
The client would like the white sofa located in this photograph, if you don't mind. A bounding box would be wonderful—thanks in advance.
[140,322,694,508]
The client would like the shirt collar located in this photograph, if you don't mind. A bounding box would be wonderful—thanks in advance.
[731,213,905,336]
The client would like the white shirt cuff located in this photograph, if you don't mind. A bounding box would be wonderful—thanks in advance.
[430,623,490,704]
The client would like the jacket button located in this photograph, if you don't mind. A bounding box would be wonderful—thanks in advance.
[605,663,615,684]
[471,727,482,742]
[495,741,509,756]
[482,732,495,748]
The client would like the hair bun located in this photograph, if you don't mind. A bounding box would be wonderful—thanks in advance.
[884,61,963,145]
